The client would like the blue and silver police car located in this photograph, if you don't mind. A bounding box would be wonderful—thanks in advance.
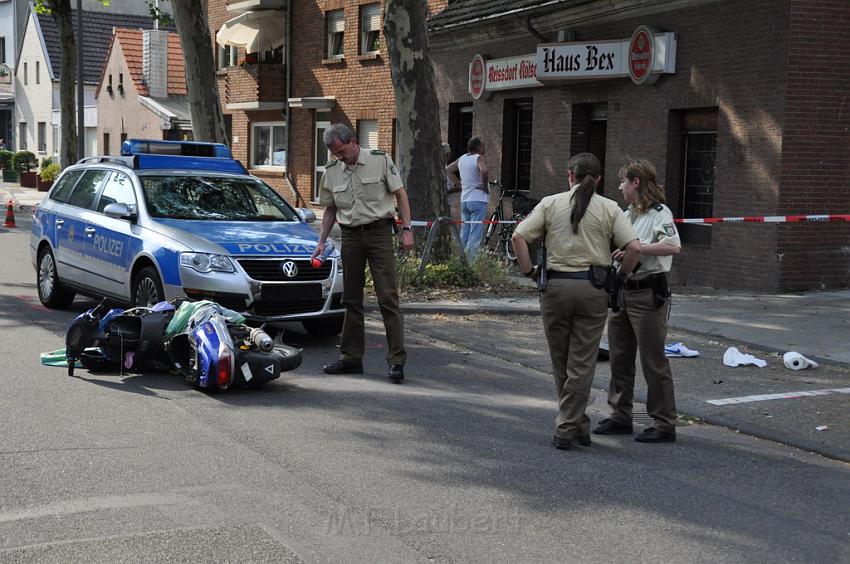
[30,139,345,336]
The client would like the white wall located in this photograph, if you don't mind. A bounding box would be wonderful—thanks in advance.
[14,12,53,158]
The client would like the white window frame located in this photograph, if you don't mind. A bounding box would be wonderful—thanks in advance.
[314,117,331,203]
[326,9,345,59]
[357,119,379,151]
[250,121,287,170]
[360,4,381,55]
[37,122,46,153]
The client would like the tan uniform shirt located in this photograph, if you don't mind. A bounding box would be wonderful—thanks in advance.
[630,203,681,278]
[318,148,404,227]
[515,186,638,272]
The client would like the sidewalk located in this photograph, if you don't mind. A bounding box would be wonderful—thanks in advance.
[402,283,850,368]
[0,179,46,210]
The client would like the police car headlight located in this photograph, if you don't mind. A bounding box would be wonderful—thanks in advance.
[180,252,235,273]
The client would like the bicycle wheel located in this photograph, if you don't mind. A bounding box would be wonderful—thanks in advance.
[481,211,499,248]
[503,227,517,261]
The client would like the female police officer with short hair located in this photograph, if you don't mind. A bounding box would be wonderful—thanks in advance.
[594,159,681,443]
[512,153,640,451]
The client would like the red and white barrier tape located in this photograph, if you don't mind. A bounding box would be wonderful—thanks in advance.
[408,214,850,228]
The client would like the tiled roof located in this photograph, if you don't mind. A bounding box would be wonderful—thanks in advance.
[112,29,187,96]
[428,0,567,30]
[37,9,167,84]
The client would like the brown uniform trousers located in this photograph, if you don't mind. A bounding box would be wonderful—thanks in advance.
[540,278,609,440]
[339,220,406,366]
[607,286,677,433]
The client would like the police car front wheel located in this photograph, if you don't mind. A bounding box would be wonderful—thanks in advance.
[37,247,76,309]
[132,267,165,308]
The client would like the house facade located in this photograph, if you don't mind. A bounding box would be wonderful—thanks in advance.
[208,0,447,206]
[96,28,190,154]
[428,0,850,291]
[14,7,164,163]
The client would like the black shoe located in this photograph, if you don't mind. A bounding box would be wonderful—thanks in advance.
[388,364,404,384]
[576,434,592,446]
[592,418,634,435]
[635,428,676,443]
[552,435,573,450]
[323,359,363,375]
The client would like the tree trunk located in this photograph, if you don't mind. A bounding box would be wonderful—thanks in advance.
[52,0,77,167]
[170,0,227,144]
[383,1,454,260]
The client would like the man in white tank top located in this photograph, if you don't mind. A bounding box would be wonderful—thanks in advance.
[447,137,489,260]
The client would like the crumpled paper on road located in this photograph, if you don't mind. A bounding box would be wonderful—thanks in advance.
[723,346,767,368]
[783,351,819,370]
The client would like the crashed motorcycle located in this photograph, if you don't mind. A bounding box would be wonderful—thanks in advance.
[64,299,301,390]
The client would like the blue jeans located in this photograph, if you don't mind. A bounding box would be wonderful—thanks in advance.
[461,200,488,260]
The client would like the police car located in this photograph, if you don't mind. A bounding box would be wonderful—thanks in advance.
[30,139,345,336]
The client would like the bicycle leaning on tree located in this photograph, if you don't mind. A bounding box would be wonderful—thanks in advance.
[480,180,539,261]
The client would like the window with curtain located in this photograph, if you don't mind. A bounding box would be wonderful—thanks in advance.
[251,122,287,168]
[327,10,345,59]
[360,4,381,54]
[358,120,379,150]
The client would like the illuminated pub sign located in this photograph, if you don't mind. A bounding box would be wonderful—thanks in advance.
[469,27,677,98]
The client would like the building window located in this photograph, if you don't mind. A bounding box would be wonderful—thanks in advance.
[52,126,59,156]
[326,10,345,59]
[360,4,381,55]
[37,122,46,152]
[217,42,238,69]
[36,61,40,84]
[502,100,533,192]
[251,122,286,168]
[448,103,473,161]
[0,37,6,64]
[357,119,378,150]
[260,46,283,64]
[103,132,110,155]
[18,122,26,150]
[23,62,27,85]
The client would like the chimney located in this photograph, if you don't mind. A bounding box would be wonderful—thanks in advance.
[143,29,169,99]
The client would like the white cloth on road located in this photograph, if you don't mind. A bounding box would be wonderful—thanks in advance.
[664,342,700,357]
[783,351,819,370]
[723,346,767,368]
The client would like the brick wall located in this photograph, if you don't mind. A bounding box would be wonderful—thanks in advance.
[432,0,798,290]
[777,0,850,290]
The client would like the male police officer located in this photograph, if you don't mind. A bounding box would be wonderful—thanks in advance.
[312,123,414,383]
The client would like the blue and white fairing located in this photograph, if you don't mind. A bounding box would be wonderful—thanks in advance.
[191,314,236,389]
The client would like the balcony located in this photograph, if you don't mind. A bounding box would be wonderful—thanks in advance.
[224,63,286,110]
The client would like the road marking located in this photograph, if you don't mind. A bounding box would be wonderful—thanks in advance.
[706,387,850,405]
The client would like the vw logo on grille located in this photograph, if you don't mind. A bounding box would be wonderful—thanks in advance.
[280,261,299,278]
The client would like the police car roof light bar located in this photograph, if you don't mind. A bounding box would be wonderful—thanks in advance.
[76,156,135,168]
[121,139,232,159]
[134,153,247,174]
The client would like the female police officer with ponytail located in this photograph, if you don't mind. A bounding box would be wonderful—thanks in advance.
[593,159,681,443]
[512,153,640,451]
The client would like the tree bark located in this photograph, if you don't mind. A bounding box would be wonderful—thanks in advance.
[170,0,227,144]
[383,1,453,260]
[51,0,78,167]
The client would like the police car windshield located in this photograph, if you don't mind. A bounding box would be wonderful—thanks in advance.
[141,175,299,221]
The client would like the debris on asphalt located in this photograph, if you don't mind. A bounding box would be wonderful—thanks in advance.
[783,351,819,370]
[815,426,829,431]
[723,346,767,368]
[664,342,700,357]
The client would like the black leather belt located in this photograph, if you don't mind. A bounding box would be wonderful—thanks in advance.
[624,273,665,291]
[340,218,392,231]
[547,270,589,280]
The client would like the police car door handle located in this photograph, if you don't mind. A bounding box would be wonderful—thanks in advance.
[55,219,64,228]
[85,227,96,236]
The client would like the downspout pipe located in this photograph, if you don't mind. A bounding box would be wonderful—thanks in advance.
[76,0,84,158]
[284,0,303,207]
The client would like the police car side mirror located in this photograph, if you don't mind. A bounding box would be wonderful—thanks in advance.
[297,208,317,223]
[103,202,136,221]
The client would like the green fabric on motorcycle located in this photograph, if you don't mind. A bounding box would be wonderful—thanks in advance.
[40,348,87,368]
[164,300,246,339]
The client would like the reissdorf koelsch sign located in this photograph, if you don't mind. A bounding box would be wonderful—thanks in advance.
[468,53,541,99]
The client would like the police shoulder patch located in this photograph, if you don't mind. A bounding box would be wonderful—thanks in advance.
[370,149,386,155]
[663,224,677,236]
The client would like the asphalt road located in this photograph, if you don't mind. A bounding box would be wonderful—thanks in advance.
[1,218,849,563]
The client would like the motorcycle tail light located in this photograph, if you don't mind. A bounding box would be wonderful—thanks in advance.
[217,353,232,387]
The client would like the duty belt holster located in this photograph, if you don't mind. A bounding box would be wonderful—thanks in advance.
[536,242,548,293]
[651,273,671,309]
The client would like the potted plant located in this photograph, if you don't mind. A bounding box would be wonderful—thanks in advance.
[38,162,60,192]
[0,150,14,182]
[12,151,38,187]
